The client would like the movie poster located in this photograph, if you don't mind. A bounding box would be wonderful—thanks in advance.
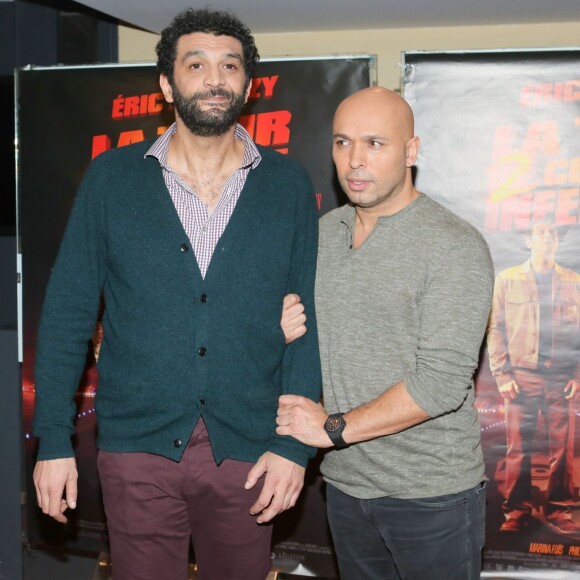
[403,49,580,576]
[18,57,373,577]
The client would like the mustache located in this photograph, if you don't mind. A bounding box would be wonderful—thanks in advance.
[191,88,234,100]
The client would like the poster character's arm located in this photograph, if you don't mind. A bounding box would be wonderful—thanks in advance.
[487,273,520,399]
[564,379,580,400]
[563,277,580,397]
[571,279,580,384]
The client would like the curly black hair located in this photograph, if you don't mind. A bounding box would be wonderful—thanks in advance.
[156,7,259,86]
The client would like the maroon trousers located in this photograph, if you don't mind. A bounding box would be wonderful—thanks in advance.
[503,369,575,521]
[97,420,272,580]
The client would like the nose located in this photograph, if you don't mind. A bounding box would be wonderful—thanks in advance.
[348,143,366,169]
[204,64,225,87]
[541,230,556,241]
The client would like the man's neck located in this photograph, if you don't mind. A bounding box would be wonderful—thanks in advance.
[531,255,555,274]
[353,185,420,248]
[167,120,245,213]
[169,119,241,175]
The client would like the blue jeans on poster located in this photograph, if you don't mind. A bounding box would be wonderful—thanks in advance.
[327,481,486,580]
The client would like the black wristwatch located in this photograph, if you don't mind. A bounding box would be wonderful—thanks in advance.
[324,413,348,448]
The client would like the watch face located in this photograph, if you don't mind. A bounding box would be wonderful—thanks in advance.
[326,416,342,432]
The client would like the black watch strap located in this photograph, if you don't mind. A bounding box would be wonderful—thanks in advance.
[324,413,348,448]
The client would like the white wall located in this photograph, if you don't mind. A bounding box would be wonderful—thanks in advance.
[119,21,580,89]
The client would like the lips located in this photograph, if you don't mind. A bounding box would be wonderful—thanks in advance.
[203,94,228,104]
[204,98,227,107]
[197,89,232,106]
[346,178,370,191]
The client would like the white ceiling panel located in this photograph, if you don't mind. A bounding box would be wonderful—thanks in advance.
[74,0,580,34]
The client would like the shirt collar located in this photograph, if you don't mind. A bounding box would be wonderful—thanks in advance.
[145,122,261,170]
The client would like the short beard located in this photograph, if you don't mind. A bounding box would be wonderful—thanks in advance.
[171,84,247,137]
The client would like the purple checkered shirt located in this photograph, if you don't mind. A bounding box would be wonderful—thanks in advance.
[145,123,261,278]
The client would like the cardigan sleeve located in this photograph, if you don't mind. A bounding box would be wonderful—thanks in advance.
[267,168,322,467]
[33,156,108,460]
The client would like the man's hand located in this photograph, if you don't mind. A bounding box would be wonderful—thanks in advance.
[280,294,306,344]
[276,394,332,448]
[498,379,520,400]
[245,452,305,524]
[33,458,78,524]
[564,379,580,400]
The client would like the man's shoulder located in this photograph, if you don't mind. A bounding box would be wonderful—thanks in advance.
[497,261,529,280]
[418,195,489,251]
[555,263,580,282]
[89,139,156,171]
[316,205,353,250]
[320,204,352,228]
[253,147,315,205]
[256,146,308,177]
[78,140,160,206]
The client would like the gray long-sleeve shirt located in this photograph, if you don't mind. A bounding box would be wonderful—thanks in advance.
[317,195,494,499]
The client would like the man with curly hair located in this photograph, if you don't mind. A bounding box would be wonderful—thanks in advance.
[32,8,321,579]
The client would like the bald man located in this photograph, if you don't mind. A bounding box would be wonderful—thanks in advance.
[277,87,494,579]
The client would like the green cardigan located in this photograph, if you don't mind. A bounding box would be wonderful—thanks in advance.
[33,140,321,467]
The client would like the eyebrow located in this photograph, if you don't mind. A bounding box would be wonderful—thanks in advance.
[332,133,386,141]
[182,50,243,63]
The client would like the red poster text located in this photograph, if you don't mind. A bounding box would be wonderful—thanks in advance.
[519,79,580,107]
[112,93,165,119]
[91,127,168,159]
[248,76,279,100]
[485,120,580,231]
[240,110,291,154]
[485,188,580,231]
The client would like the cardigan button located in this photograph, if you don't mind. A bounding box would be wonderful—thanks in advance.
[200,400,206,407]
[173,439,182,448]
[198,346,206,356]
[180,244,189,252]
[200,294,208,303]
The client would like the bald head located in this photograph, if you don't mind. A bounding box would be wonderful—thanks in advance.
[334,87,415,141]
[331,86,420,216]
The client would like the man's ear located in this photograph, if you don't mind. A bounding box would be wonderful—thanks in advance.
[244,77,253,104]
[159,74,173,103]
[524,236,532,250]
[406,136,420,167]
